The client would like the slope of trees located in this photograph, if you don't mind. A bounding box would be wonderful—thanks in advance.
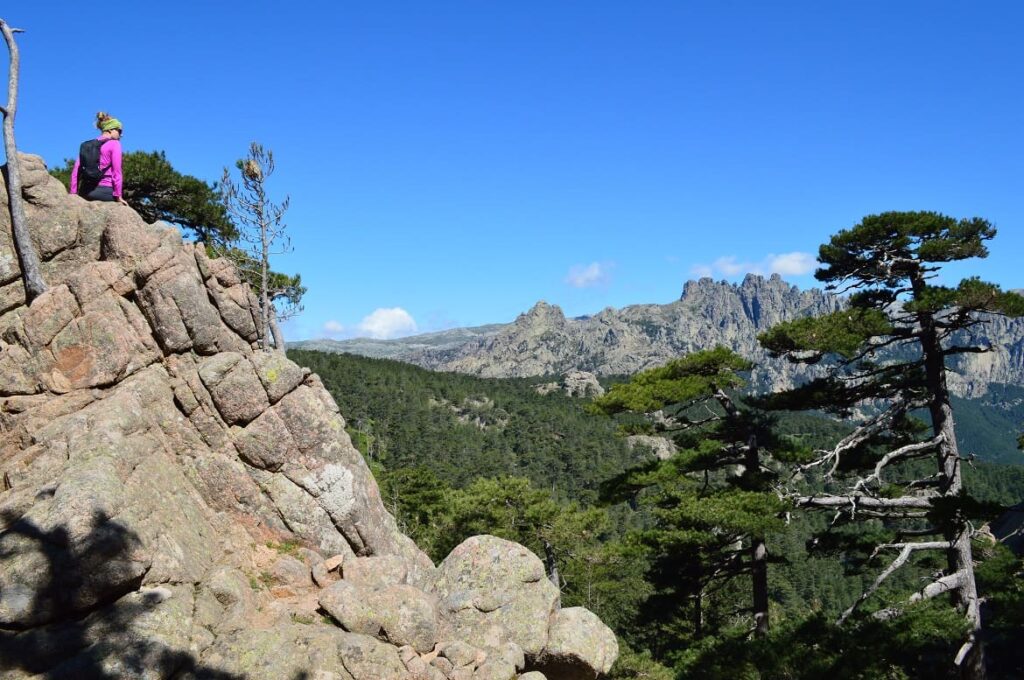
[289,347,1024,679]
[287,349,646,500]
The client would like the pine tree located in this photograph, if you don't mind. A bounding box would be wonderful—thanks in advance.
[758,211,1024,679]
[590,347,789,645]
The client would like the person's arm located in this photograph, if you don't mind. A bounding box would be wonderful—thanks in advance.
[109,140,124,199]
[70,157,80,195]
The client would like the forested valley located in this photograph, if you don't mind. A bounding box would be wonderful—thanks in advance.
[289,348,1024,679]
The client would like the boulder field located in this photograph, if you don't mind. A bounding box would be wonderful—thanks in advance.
[0,154,617,679]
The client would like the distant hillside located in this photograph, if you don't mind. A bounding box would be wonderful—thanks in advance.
[952,383,1024,466]
[291,323,505,359]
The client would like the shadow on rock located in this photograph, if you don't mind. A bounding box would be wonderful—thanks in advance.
[0,509,300,679]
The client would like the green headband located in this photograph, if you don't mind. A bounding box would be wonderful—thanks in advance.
[100,118,123,132]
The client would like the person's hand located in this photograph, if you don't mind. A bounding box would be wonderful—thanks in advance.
[117,196,129,206]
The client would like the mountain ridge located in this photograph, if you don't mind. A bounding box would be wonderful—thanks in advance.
[300,273,1024,398]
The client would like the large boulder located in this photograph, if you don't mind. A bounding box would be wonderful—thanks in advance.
[532,607,618,679]
[433,536,559,657]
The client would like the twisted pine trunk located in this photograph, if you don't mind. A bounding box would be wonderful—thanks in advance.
[914,274,985,680]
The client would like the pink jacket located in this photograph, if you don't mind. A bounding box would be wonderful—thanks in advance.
[70,137,123,197]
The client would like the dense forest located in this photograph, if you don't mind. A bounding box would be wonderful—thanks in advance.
[289,348,1024,679]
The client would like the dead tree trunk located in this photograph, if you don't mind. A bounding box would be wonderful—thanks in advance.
[269,305,285,352]
[542,539,560,590]
[0,20,45,303]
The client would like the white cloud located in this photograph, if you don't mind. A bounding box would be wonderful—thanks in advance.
[767,252,817,276]
[322,320,346,339]
[713,256,747,277]
[691,252,817,279]
[565,262,613,289]
[357,307,418,339]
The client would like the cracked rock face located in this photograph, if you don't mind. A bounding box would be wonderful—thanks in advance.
[0,154,617,679]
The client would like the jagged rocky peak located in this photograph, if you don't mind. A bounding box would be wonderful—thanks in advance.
[519,300,568,325]
[0,153,616,679]
[680,273,795,300]
[678,273,839,329]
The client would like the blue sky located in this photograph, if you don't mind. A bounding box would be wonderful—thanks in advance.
[5,2,1023,340]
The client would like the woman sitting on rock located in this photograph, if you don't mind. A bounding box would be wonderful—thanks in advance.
[70,111,127,205]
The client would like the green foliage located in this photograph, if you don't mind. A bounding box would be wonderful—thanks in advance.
[590,346,750,415]
[287,350,644,501]
[974,543,1024,678]
[590,348,789,654]
[375,469,650,630]
[608,644,675,680]
[758,308,894,360]
[816,211,995,284]
[945,384,1024,465]
[265,538,301,556]
[51,150,237,245]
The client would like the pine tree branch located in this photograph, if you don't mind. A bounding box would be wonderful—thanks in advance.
[797,398,912,479]
[909,569,967,603]
[942,345,991,357]
[850,435,944,495]
[795,495,934,510]
[837,541,954,624]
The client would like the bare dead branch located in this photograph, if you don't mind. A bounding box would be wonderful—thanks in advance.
[795,398,912,479]
[909,569,967,604]
[795,495,934,511]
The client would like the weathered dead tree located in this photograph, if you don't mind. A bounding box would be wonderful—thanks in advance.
[0,19,45,302]
[221,143,293,352]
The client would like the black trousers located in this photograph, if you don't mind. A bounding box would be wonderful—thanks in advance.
[82,185,115,201]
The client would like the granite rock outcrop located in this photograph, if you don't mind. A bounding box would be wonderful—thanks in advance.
[0,154,616,679]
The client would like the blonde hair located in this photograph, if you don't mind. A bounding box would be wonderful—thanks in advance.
[95,111,114,130]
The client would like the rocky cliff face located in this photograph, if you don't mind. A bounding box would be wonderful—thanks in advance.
[407,276,1024,397]
[0,155,616,680]
[411,275,843,391]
